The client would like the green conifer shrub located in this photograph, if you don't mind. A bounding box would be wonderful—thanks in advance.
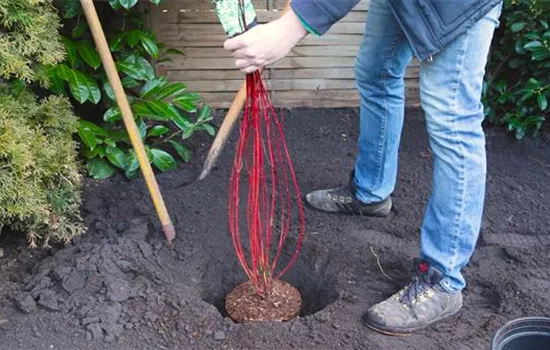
[0,0,84,246]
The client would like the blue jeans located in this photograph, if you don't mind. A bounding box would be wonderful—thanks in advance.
[353,0,502,292]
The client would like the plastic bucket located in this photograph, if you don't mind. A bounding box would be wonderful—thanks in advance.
[492,317,550,350]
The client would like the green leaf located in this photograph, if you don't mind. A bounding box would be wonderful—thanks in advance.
[524,115,545,125]
[152,83,187,100]
[127,29,142,47]
[109,33,127,52]
[151,148,177,171]
[165,48,184,56]
[532,49,550,61]
[169,140,191,162]
[125,151,140,173]
[56,64,72,81]
[103,81,115,100]
[106,146,127,169]
[108,0,121,10]
[198,104,212,122]
[182,126,195,140]
[173,113,191,130]
[498,92,511,104]
[79,120,109,136]
[515,126,526,140]
[72,20,87,38]
[148,125,170,137]
[78,127,97,150]
[543,31,550,41]
[120,0,139,10]
[104,107,121,122]
[141,77,169,97]
[83,73,101,104]
[117,56,154,81]
[109,130,130,143]
[175,92,201,102]
[526,78,540,90]
[68,69,91,103]
[525,32,540,41]
[515,39,526,54]
[520,90,534,103]
[145,146,154,163]
[202,124,216,136]
[174,99,197,113]
[62,37,79,68]
[541,20,549,30]
[105,139,117,148]
[94,146,107,157]
[137,118,147,139]
[132,102,155,117]
[87,158,116,179]
[47,68,65,95]
[136,57,156,80]
[140,35,159,59]
[156,58,173,64]
[150,0,162,5]
[122,76,140,88]
[144,100,180,120]
[511,22,526,32]
[537,93,548,111]
[524,41,543,50]
[62,2,81,19]
[77,41,101,69]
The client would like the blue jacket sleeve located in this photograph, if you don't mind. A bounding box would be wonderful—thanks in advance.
[290,0,361,35]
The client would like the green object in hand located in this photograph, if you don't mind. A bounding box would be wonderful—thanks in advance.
[211,0,257,37]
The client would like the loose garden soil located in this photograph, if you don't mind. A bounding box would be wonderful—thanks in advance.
[0,107,549,350]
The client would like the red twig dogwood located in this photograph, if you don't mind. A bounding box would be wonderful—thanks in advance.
[227,30,306,297]
[228,70,306,296]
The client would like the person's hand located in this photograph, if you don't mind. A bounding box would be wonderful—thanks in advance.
[223,10,308,73]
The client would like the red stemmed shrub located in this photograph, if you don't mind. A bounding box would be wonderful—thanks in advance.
[228,70,306,298]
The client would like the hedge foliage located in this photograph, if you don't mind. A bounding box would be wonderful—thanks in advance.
[0,0,84,246]
[483,0,550,139]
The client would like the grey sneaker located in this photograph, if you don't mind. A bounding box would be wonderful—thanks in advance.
[305,171,392,216]
[363,258,462,335]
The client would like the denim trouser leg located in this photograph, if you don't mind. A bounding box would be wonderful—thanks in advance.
[419,4,502,292]
[353,0,502,292]
[353,0,413,203]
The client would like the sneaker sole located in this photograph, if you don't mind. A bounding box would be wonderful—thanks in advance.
[363,308,461,336]
[305,196,392,217]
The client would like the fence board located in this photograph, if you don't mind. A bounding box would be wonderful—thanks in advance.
[152,9,367,24]
[163,56,358,70]
[271,0,370,11]
[167,67,419,81]
[157,22,365,35]
[185,79,359,92]
[157,34,367,48]
[178,46,360,58]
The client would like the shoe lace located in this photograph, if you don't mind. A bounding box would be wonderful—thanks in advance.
[330,186,366,213]
[331,186,353,201]
[398,275,430,308]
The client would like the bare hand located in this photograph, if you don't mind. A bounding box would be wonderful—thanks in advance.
[223,10,308,73]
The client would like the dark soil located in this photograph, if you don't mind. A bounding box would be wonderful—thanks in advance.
[0,107,549,350]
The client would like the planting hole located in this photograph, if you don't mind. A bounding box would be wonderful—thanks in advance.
[201,241,338,319]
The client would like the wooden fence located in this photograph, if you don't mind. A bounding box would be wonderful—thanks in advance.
[146,0,419,108]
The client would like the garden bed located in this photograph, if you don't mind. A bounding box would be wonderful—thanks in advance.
[0,107,549,350]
